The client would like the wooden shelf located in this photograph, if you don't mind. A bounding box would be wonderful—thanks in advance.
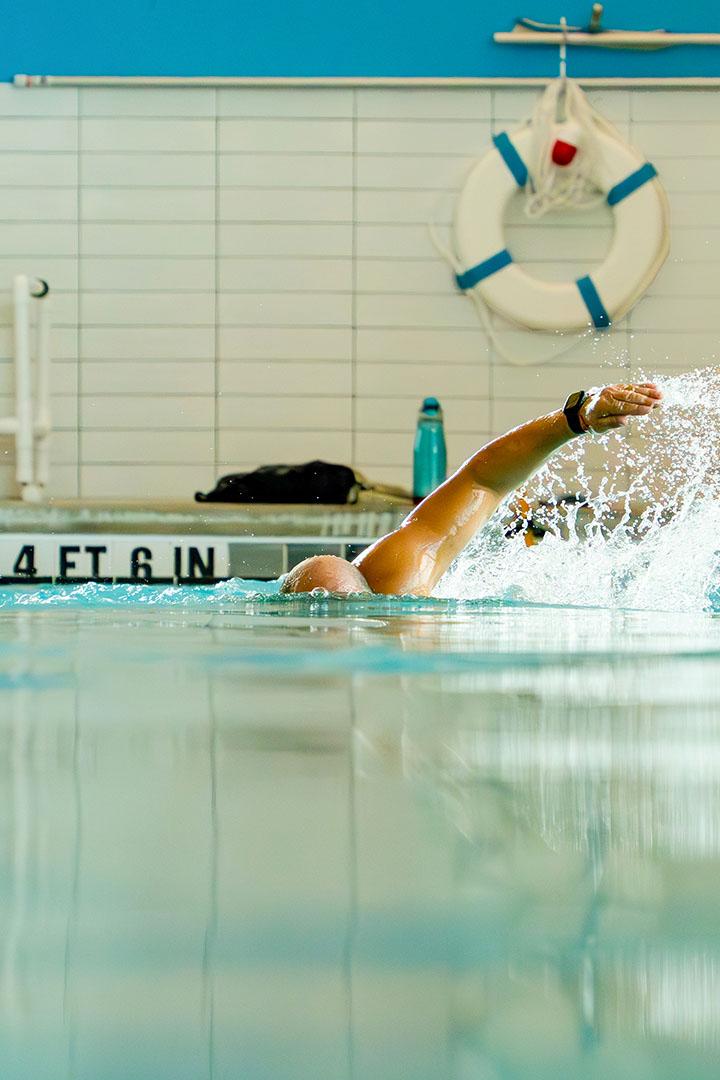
[494,30,720,50]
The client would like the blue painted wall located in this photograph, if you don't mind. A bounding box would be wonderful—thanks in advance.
[4,1,719,81]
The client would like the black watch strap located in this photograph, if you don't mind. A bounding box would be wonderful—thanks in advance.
[563,390,588,435]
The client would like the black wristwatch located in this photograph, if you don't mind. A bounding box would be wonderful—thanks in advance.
[563,390,589,435]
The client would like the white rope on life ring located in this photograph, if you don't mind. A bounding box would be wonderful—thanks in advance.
[449,124,670,335]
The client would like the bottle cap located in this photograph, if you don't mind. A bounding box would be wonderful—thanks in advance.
[421,396,441,412]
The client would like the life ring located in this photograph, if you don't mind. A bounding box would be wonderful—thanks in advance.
[453,126,670,332]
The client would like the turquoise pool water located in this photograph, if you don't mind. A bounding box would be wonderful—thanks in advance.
[1,582,720,1079]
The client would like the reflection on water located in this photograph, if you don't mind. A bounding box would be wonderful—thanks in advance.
[1,598,720,1078]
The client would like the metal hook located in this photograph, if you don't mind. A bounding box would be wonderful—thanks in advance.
[559,15,569,80]
[588,3,604,33]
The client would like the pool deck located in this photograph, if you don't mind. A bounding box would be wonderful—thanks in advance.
[0,495,413,581]
[0,493,411,538]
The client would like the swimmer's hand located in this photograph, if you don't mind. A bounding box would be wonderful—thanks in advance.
[580,382,662,433]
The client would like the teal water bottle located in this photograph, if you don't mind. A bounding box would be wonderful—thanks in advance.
[413,397,447,502]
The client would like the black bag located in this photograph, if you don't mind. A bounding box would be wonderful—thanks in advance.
[195,460,362,504]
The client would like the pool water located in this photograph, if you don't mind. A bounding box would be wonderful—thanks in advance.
[1,584,720,1079]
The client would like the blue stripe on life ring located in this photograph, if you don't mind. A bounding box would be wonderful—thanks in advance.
[607,163,658,207]
[456,249,513,291]
[576,275,611,329]
[492,133,529,188]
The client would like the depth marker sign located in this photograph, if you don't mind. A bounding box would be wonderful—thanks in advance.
[0,535,231,585]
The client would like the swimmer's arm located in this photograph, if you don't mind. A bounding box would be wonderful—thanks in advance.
[354,383,661,596]
[354,410,575,595]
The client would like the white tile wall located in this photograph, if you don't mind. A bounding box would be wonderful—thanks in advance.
[0,83,718,498]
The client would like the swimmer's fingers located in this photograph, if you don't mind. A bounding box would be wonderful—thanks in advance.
[579,382,661,433]
[588,388,656,426]
[616,381,662,397]
[623,381,662,397]
[606,385,660,413]
[617,384,662,408]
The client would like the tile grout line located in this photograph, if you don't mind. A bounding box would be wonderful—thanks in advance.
[76,90,82,497]
[627,91,635,399]
[488,87,496,436]
[213,90,220,483]
[351,90,358,466]
[627,91,634,390]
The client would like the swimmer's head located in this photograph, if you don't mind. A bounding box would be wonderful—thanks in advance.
[280,555,371,596]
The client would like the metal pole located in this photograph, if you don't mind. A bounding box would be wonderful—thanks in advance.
[12,275,36,500]
[32,280,51,494]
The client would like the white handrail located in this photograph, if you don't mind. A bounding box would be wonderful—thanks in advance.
[13,276,34,494]
[13,73,720,88]
[3,276,52,503]
[34,283,52,490]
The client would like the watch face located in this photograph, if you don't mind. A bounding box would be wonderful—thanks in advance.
[565,391,583,410]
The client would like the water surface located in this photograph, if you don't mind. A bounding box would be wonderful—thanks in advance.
[1,588,719,1078]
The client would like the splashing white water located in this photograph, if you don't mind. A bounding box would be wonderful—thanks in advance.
[437,368,720,612]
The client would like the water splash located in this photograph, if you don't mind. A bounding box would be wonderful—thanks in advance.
[437,368,720,612]
[0,577,489,616]
[0,578,270,609]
